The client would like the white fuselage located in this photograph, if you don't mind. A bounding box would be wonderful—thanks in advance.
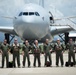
[13,3,52,41]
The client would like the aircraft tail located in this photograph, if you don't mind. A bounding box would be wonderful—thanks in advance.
[39,0,44,8]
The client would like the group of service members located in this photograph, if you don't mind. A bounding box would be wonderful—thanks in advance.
[0,38,76,68]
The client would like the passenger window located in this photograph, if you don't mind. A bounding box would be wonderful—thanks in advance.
[23,12,28,15]
[29,12,34,15]
[19,12,22,16]
[35,12,40,16]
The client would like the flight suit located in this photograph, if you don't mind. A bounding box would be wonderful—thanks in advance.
[0,43,10,68]
[66,42,75,65]
[33,44,41,67]
[54,43,64,66]
[11,43,20,67]
[22,44,31,67]
[43,43,52,66]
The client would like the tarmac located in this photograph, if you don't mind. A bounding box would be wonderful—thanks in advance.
[0,53,76,75]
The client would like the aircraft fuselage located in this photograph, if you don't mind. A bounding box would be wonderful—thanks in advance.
[13,3,52,41]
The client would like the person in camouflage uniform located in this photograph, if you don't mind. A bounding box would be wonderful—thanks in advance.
[54,38,64,67]
[0,39,10,68]
[43,39,52,67]
[33,40,41,67]
[66,38,75,66]
[11,38,20,68]
[22,40,31,68]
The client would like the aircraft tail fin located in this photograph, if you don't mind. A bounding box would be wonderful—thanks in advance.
[39,0,44,8]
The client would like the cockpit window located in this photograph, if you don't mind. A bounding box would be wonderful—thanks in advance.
[19,12,22,16]
[29,12,34,15]
[35,12,40,16]
[23,12,28,15]
[19,12,40,16]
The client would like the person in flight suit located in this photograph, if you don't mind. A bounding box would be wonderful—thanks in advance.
[33,40,41,67]
[22,40,31,68]
[66,38,76,66]
[43,39,52,67]
[54,38,64,67]
[11,38,21,68]
[0,39,10,68]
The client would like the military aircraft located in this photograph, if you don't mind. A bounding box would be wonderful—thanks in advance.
[0,0,76,42]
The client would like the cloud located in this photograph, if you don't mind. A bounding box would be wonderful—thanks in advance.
[0,0,76,17]
[0,0,25,16]
[48,0,76,16]
[0,0,25,25]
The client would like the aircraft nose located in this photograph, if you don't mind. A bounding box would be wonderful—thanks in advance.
[14,16,48,40]
[22,16,35,23]
[21,16,47,39]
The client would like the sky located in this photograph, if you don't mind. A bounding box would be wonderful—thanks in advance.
[0,0,76,42]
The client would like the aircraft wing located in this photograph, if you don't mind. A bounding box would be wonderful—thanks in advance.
[50,17,76,36]
[0,26,17,35]
[50,25,73,36]
[0,16,17,35]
